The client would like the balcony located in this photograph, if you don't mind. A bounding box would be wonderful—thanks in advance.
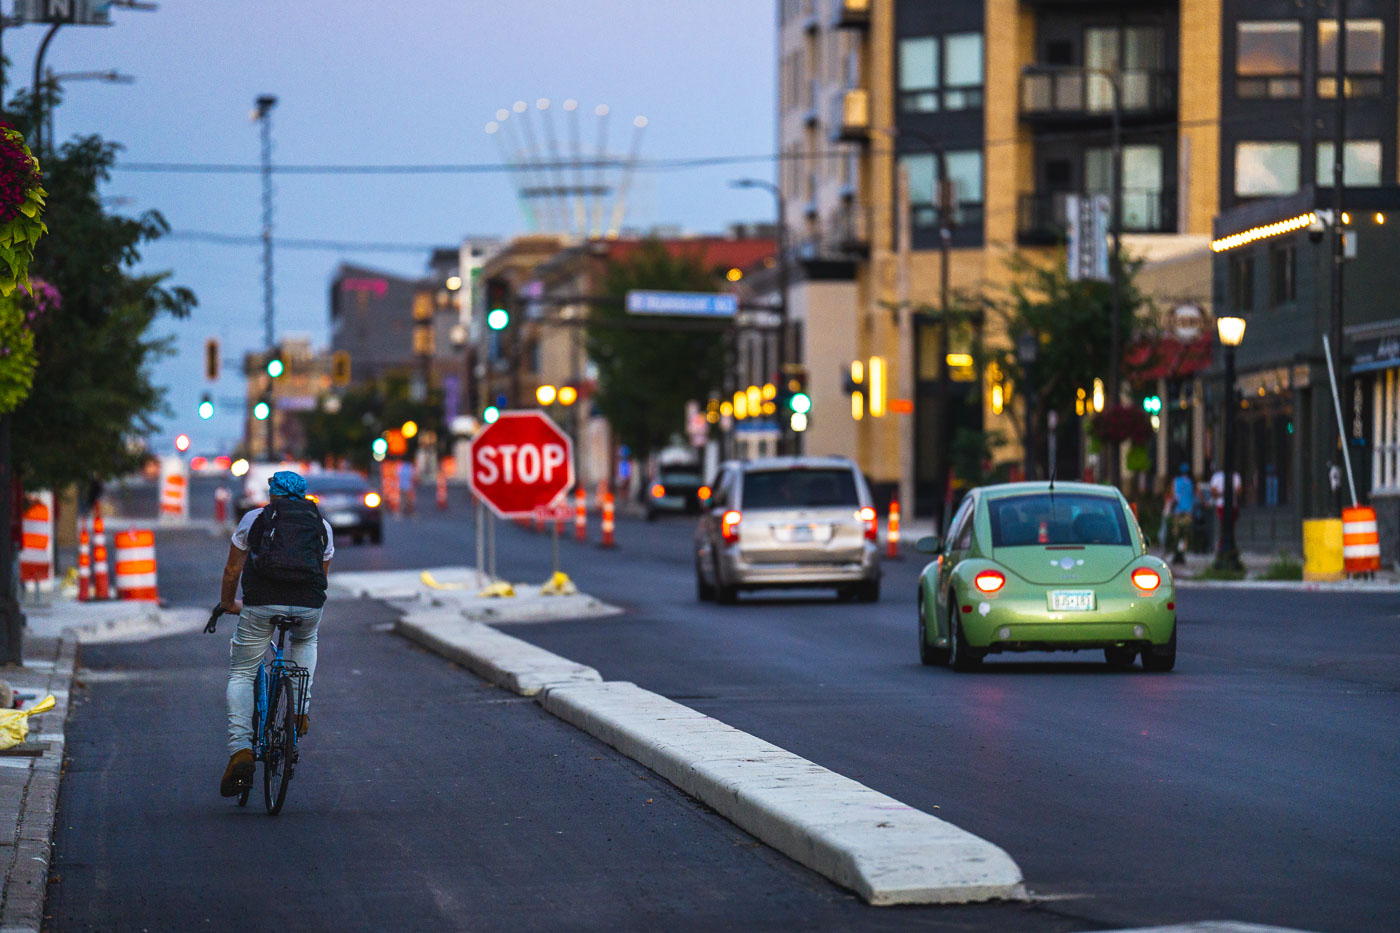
[1017,189,1177,246]
[830,87,870,143]
[1020,66,1175,123]
[830,0,869,29]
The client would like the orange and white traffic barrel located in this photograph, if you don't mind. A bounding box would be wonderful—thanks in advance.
[159,456,188,520]
[19,490,54,591]
[436,471,448,511]
[78,523,92,602]
[92,502,112,600]
[600,489,615,549]
[575,486,587,542]
[886,498,901,559]
[113,529,160,601]
[1342,506,1381,574]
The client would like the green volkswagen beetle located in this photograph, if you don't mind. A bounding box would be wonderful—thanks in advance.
[915,481,1176,672]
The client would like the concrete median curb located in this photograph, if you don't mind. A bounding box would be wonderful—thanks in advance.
[393,610,601,696]
[540,680,1026,906]
[394,610,1026,906]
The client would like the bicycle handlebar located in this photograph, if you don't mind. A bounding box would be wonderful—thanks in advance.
[205,604,225,634]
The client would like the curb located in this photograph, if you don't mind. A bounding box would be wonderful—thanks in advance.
[394,613,1026,906]
[0,633,79,933]
[1175,579,1400,593]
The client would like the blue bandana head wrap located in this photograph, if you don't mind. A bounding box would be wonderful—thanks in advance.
[268,470,306,498]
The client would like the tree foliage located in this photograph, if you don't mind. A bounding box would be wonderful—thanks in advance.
[6,101,196,488]
[297,375,442,473]
[585,240,727,461]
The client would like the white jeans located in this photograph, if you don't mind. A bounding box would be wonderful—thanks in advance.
[226,603,321,755]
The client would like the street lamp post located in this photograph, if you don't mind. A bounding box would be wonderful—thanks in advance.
[1214,315,1246,572]
[731,178,792,454]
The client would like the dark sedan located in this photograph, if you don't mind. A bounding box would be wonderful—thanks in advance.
[305,472,383,545]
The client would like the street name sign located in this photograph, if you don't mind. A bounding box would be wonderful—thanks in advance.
[625,290,737,318]
[469,411,574,518]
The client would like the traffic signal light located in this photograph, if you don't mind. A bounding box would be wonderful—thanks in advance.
[483,405,500,424]
[330,350,351,386]
[784,367,810,430]
[253,401,270,421]
[266,355,284,378]
[1142,395,1162,413]
[204,338,220,381]
[371,437,388,460]
[198,393,214,420]
[485,278,510,331]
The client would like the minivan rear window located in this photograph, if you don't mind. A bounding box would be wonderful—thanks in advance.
[988,493,1130,547]
[742,469,859,509]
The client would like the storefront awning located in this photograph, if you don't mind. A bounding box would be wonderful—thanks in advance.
[1125,333,1215,382]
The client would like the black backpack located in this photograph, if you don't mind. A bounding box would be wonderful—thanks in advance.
[249,497,327,583]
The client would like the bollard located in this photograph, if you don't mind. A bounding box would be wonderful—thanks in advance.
[113,529,160,601]
[214,486,230,524]
[92,502,112,600]
[886,498,901,559]
[600,490,615,549]
[436,472,448,511]
[575,487,587,542]
[77,524,92,602]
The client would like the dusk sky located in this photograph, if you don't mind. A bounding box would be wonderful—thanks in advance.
[3,1,776,452]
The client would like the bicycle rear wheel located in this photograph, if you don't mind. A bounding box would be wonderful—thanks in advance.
[263,677,297,815]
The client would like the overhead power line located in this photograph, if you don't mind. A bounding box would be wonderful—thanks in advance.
[167,231,445,253]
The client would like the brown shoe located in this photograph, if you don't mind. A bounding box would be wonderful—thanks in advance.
[296,715,309,737]
[220,749,255,797]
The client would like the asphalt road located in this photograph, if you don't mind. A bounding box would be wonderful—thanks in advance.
[46,477,1400,931]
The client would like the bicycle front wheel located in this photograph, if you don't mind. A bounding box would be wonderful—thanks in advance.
[263,677,297,815]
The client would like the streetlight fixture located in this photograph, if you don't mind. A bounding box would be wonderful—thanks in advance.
[1213,315,1246,572]
[730,177,793,453]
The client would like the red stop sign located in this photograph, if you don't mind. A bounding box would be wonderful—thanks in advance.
[469,411,575,518]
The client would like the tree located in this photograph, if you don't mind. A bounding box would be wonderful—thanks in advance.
[585,240,728,462]
[8,125,196,488]
[977,252,1150,478]
[298,376,442,472]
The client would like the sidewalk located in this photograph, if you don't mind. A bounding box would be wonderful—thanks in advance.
[0,596,204,933]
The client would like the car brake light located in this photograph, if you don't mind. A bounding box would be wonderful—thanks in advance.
[364,492,381,508]
[651,484,665,498]
[698,485,712,501]
[973,570,1006,593]
[857,506,877,541]
[721,510,741,544]
[306,494,319,504]
[1131,568,1161,591]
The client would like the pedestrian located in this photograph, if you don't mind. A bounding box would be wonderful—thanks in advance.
[215,469,334,798]
[1169,462,1194,565]
[1209,464,1242,552]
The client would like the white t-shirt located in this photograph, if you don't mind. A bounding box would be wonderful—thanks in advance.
[232,506,335,561]
[1209,471,1242,502]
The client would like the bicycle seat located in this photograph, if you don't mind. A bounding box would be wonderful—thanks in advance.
[269,615,303,630]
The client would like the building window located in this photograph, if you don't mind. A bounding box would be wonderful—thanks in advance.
[1316,140,1383,187]
[901,150,983,228]
[1229,253,1255,313]
[1085,145,1164,231]
[1374,369,1400,492]
[1085,25,1164,111]
[1318,19,1385,98]
[1235,21,1301,98]
[1235,142,1299,197]
[1269,244,1295,307]
[899,37,939,112]
[898,33,983,114]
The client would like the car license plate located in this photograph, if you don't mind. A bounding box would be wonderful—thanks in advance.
[1049,590,1095,611]
[329,511,358,526]
[788,524,815,543]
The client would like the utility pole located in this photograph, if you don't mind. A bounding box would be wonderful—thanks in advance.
[730,179,791,454]
[255,94,278,459]
[1329,0,1348,516]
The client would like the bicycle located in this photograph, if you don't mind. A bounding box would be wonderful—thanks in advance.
[206,605,310,815]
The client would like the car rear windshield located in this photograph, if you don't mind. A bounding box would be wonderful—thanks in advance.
[988,493,1131,547]
[741,469,859,509]
[659,471,701,486]
[306,475,369,493]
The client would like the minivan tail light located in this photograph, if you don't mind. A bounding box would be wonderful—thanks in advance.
[857,506,877,541]
[721,510,741,544]
[1131,568,1161,591]
[973,570,1006,593]
[651,483,666,498]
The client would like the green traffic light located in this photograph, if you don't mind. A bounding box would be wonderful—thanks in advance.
[789,392,812,415]
[371,437,388,457]
[487,308,509,331]
[266,358,284,378]
[483,405,500,424]
[198,400,215,420]
[253,401,270,421]
[1142,396,1162,413]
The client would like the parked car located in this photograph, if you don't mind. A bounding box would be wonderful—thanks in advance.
[305,471,383,545]
[646,465,705,519]
[694,456,881,603]
[915,481,1176,672]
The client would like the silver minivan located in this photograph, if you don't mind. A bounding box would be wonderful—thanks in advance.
[694,456,882,603]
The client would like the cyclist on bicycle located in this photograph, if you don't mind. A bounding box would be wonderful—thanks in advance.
[218,469,334,797]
